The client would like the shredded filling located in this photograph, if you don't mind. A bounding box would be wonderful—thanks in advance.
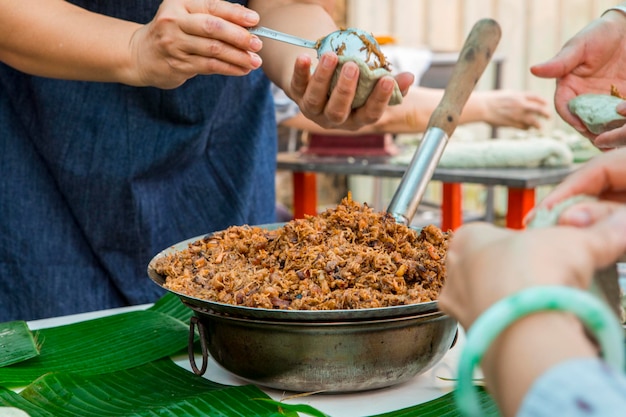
[154,195,450,310]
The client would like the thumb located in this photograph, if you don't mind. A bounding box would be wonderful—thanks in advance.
[584,207,626,269]
[530,44,580,79]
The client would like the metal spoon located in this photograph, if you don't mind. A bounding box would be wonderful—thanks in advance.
[248,26,386,68]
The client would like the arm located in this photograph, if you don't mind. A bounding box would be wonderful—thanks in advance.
[438,216,626,417]
[279,86,550,134]
[248,1,415,131]
[0,0,263,88]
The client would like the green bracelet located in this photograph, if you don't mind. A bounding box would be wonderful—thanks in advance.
[455,286,625,417]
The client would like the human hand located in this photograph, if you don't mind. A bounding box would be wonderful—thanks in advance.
[288,52,414,130]
[129,0,263,88]
[438,216,626,330]
[480,90,551,129]
[531,12,626,144]
[529,148,626,227]
[530,12,626,141]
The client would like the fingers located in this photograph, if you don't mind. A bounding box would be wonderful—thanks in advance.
[394,72,416,96]
[530,41,582,79]
[324,61,361,124]
[345,75,397,125]
[176,11,262,69]
[593,125,626,149]
[558,200,625,227]
[581,207,626,269]
[524,94,551,119]
[292,52,415,129]
[296,52,344,120]
[348,72,414,127]
[536,148,626,210]
[186,0,259,27]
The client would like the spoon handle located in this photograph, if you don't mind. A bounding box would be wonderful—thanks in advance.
[248,26,317,49]
[428,18,502,137]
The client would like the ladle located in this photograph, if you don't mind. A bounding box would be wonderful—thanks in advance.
[387,18,502,226]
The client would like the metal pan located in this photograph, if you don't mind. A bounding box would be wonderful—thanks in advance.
[147,224,440,322]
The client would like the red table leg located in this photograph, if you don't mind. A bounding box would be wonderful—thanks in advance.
[293,172,318,219]
[506,188,535,229]
[441,183,463,231]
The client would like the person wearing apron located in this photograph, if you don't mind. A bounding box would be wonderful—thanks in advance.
[0,0,411,321]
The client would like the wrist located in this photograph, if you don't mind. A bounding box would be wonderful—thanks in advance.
[483,313,596,417]
[455,286,624,417]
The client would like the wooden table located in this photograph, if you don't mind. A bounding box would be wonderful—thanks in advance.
[276,152,576,230]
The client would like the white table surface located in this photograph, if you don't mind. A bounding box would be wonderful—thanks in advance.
[28,304,467,417]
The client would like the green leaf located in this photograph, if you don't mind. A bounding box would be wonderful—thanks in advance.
[369,386,500,417]
[0,310,188,388]
[149,293,194,323]
[3,359,299,417]
[0,387,54,417]
[255,399,329,417]
[0,322,39,367]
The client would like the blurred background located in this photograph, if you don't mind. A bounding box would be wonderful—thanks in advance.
[276,0,614,224]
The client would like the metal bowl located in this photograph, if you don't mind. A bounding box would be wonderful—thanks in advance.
[148,224,457,392]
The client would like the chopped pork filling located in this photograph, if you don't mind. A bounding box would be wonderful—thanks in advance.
[154,195,451,310]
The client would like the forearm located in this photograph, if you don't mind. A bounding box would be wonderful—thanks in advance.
[0,0,139,84]
[364,87,489,133]
[281,86,488,134]
[481,312,597,417]
[249,1,339,90]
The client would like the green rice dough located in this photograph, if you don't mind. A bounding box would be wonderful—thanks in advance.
[527,195,596,228]
[331,56,403,109]
[568,94,626,135]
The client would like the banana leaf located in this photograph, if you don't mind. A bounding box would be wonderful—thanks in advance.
[1,356,496,417]
[256,399,331,417]
[148,293,194,323]
[369,386,499,416]
[0,321,39,367]
[0,294,499,416]
[0,310,188,388]
[1,359,296,417]
[0,388,54,417]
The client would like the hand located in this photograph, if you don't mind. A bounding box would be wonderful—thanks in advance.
[289,52,414,130]
[530,11,626,143]
[530,148,626,226]
[479,90,551,130]
[438,216,626,330]
[129,0,264,88]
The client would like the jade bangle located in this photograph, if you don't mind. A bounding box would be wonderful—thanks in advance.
[455,286,625,417]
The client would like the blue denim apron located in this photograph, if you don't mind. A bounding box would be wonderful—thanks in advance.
[0,0,276,321]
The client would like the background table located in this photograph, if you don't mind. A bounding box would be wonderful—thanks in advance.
[276,152,576,230]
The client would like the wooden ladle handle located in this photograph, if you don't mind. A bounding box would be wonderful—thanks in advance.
[428,18,502,137]
[386,18,501,225]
